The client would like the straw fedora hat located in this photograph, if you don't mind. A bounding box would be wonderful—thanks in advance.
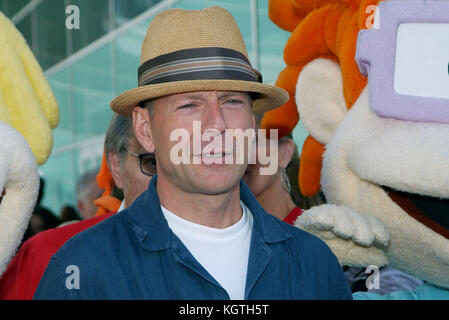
[110,6,288,116]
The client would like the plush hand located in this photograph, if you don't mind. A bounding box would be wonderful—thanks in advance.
[294,204,390,267]
[0,122,39,275]
[0,11,58,165]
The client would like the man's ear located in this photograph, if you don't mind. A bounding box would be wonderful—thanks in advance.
[278,138,295,169]
[296,58,347,145]
[107,151,123,190]
[132,106,155,153]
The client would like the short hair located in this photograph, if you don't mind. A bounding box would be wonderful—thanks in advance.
[104,113,133,167]
[141,99,155,117]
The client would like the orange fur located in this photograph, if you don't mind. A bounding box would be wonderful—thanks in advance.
[94,152,120,216]
[269,0,312,32]
[263,0,382,196]
[299,136,325,196]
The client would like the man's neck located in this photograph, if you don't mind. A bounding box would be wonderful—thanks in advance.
[156,175,243,229]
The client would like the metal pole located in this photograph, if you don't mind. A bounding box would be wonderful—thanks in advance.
[11,0,46,25]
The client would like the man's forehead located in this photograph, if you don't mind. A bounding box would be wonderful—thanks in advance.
[166,91,251,100]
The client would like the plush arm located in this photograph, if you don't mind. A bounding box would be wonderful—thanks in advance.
[294,204,390,268]
[0,122,39,275]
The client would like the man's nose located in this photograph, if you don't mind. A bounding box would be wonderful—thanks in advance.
[201,95,227,135]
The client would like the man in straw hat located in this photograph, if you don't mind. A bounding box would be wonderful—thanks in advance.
[34,7,351,300]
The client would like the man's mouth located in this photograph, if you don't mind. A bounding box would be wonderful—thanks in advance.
[192,152,234,164]
[383,186,449,239]
[202,152,226,158]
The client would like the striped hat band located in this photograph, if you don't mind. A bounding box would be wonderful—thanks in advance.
[137,47,262,87]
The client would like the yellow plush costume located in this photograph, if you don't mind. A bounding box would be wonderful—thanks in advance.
[0,12,59,165]
[0,12,59,275]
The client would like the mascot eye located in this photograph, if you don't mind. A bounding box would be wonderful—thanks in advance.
[394,23,449,99]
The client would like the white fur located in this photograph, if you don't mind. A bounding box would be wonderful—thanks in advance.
[322,88,449,288]
[296,58,347,145]
[297,204,389,247]
[344,89,449,199]
[294,56,449,289]
[0,122,39,276]
[295,204,389,267]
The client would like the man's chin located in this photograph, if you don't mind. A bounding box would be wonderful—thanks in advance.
[199,182,240,196]
[192,170,244,195]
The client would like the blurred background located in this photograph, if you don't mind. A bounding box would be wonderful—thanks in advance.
[0,0,309,216]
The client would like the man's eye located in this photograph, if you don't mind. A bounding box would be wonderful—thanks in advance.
[225,99,243,105]
[178,103,195,109]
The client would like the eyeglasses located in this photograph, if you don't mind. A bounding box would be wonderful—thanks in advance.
[127,151,157,176]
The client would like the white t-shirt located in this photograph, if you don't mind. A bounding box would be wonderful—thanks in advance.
[118,201,126,212]
[161,201,253,300]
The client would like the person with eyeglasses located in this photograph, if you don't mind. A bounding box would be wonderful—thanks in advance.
[105,114,155,211]
[0,114,152,299]
[33,7,351,300]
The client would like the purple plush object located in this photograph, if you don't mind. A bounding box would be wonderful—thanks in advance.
[355,0,449,124]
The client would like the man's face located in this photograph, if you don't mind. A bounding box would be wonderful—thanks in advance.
[112,135,152,208]
[138,90,255,195]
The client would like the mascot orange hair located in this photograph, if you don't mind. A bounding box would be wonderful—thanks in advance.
[263,0,378,196]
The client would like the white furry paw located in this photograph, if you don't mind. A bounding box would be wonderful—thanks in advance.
[294,204,390,267]
[295,204,389,247]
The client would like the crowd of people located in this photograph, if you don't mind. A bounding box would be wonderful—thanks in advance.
[0,6,425,300]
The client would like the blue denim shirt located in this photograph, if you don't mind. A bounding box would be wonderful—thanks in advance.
[34,177,352,300]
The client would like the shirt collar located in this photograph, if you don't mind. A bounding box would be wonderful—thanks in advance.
[126,175,292,251]
[239,179,292,243]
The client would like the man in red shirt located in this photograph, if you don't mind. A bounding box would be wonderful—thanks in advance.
[0,114,152,300]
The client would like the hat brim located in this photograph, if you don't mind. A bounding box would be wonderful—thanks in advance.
[110,79,289,117]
